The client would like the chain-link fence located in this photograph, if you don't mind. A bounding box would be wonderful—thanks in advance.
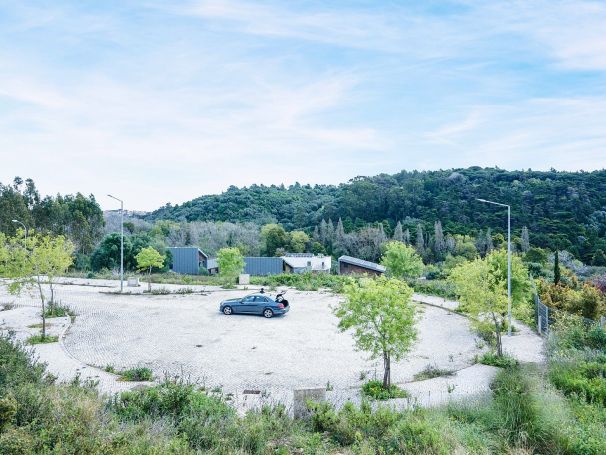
[534,292,605,336]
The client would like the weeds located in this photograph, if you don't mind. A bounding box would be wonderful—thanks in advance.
[477,351,518,368]
[413,364,456,381]
[44,303,73,318]
[26,334,59,345]
[118,367,154,382]
[361,380,408,400]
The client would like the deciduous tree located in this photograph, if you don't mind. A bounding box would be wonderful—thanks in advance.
[380,241,424,279]
[135,247,164,292]
[335,276,417,388]
[0,231,74,339]
[217,247,244,287]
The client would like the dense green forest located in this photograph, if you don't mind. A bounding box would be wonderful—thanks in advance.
[146,167,606,263]
[3,168,606,268]
[0,177,104,268]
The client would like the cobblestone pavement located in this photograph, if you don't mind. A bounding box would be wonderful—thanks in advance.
[0,278,544,409]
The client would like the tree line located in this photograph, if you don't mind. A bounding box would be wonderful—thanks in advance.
[145,167,606,264]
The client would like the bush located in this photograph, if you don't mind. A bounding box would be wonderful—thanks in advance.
[408,278,457,299]
[118,367,154,382]
[251,272,353,292]
[148,287,170,295]
[550,361,606,405]
[26,335,59,345]
[44,304,72,318]
[477,352,518,368]
[0,336,46,390]
[0,427,34,455]
[413,365,455,381]
[361,380,408,400]
[308,401,455,453]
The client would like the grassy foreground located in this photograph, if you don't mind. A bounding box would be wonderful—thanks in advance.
[1,324,605,454]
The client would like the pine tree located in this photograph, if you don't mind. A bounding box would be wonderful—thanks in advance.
[393,221,403,242]
[521,226,530,253]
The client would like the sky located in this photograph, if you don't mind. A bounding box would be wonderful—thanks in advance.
[1,0,605,211]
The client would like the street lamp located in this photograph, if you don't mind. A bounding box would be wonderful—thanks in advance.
[107,194,124,292]
[11,219,28,248]
[476,198,512,337]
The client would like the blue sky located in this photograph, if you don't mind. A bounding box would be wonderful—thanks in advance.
[1,0,605,210]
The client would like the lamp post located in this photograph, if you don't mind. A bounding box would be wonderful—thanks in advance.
[107,194,124,292]
[11,219,28,248]
[476,198,512,337]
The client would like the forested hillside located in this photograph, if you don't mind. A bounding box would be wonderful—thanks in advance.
[146,168,606,262]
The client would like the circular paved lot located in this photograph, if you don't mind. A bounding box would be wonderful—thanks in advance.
[40,281,481,396]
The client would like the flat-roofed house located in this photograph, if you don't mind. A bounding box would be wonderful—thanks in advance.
[338,255,385,276]
[167,247,209,275]
[281,253,331,273]
[243,257,286,276]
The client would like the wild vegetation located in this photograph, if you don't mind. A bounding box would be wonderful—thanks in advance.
[4,169,606,278]
[1,321,605,454]
[145,168,606,264]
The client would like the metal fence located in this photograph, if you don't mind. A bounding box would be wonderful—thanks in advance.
[534,292,605,336]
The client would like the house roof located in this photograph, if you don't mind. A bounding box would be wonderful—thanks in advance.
[338,255,386,273]
[281,255,330,270]
[207,258,218,269]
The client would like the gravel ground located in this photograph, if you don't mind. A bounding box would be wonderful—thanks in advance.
[0,277,545,410]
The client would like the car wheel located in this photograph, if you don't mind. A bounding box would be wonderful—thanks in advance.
[263,308,273,318]
[223,306,233,315]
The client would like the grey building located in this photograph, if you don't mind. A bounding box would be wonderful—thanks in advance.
[206,258,219,275]
[338,255,386,276]
[243,257,285,276]
[168,247,209,275]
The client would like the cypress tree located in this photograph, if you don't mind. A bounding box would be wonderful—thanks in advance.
[553,250,562,284]
[393,221,404,242]
[415,223,425,256]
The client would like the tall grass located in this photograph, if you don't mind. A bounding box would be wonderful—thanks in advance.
[2,323,605,454]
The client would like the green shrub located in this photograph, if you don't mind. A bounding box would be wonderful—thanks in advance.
[26,335,59,345]
[361,380,408,400]
[413,365,455,381]
[0,394,17,430]
[0,427,34,455]
[175,287,194,294]
[118,367,154,382]
[477,351,518,368]
[148,287,170,295]
[550,361,606,405]
[383,417,452,454]
[0,336,46,390]
[44,304,72,318]
[407,278,457,299]
[250,272,351,293]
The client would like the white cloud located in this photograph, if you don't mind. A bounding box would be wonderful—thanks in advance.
[1,0,606,211]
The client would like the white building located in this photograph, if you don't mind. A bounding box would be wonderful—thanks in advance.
[281,253,331,273]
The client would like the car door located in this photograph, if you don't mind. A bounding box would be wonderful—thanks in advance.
[253,296,271,314]
[239,295,256,313]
